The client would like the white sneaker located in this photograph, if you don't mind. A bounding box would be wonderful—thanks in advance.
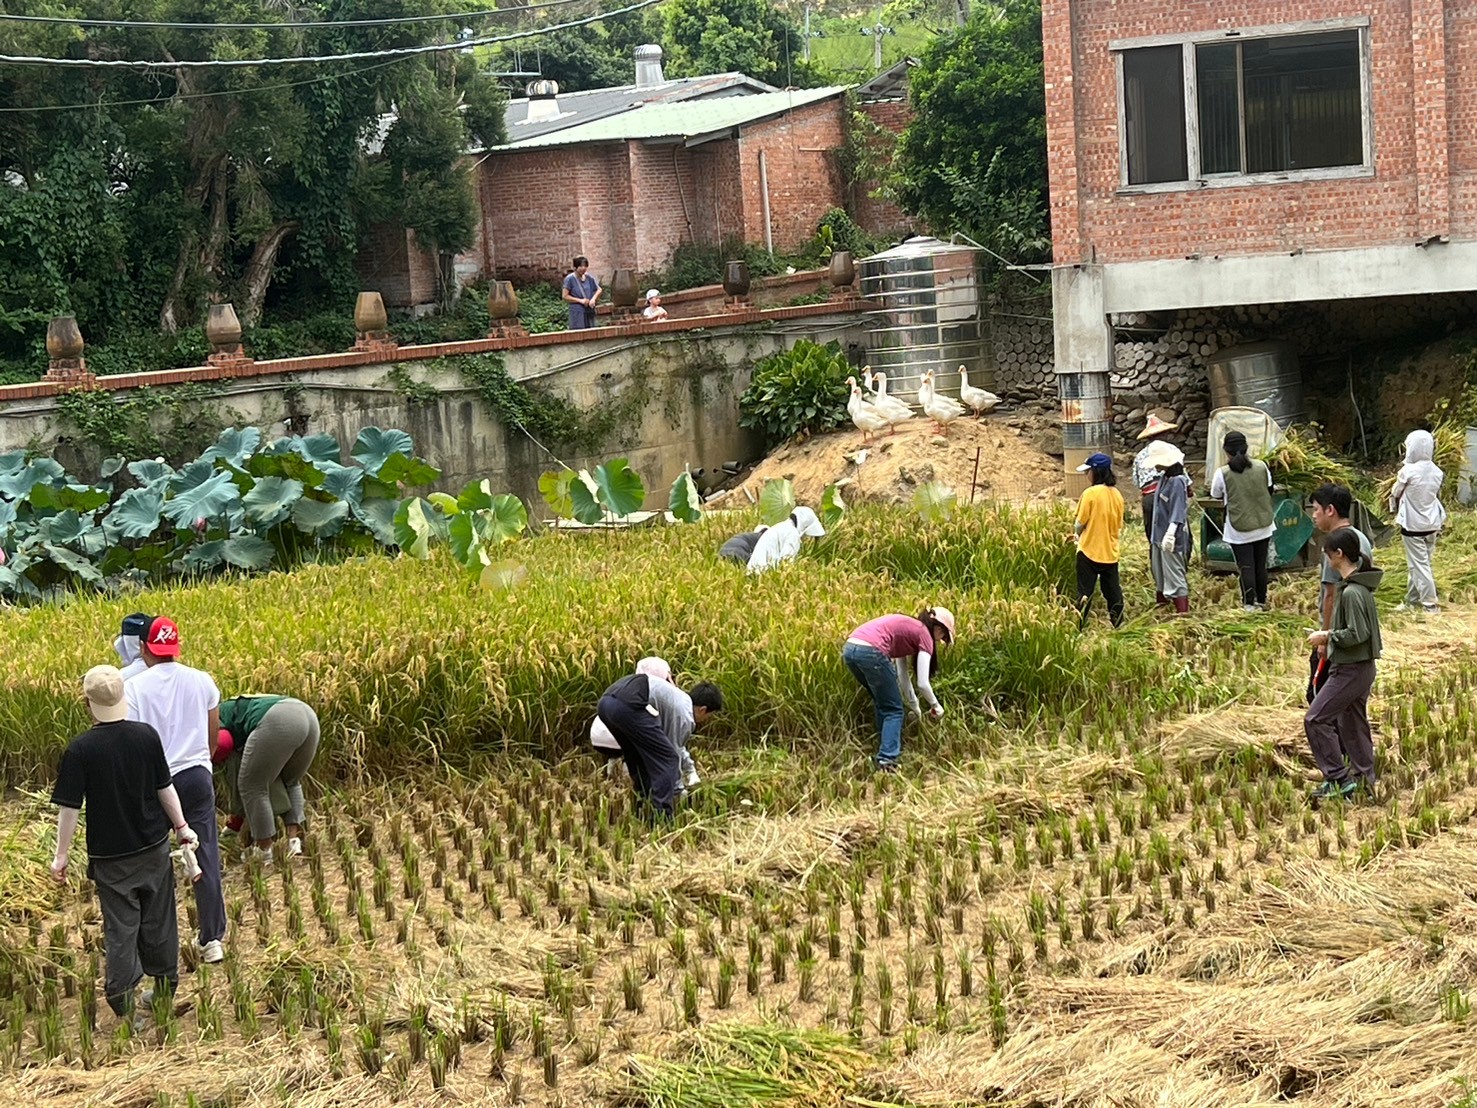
[286,837,303,858]
[250,846,273,867]
[684,769,701,788]
[198,940,224,964]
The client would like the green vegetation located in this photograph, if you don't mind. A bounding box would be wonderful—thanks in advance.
[895,0,1051,274]
[739,339,853,443]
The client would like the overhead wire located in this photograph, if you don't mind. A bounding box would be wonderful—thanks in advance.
[0,0,600,31]
[0,0,663,70]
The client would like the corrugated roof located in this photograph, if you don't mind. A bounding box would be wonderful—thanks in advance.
[494,86,849,151]
[500,73,776,145]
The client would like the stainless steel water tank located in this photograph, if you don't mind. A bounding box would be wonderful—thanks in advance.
[1059,370,1113,496]
[858,237,993,406]
[1207,341,1305,427]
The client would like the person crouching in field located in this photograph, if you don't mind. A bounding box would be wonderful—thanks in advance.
[596,668,723,818]
[589,657,706,787]
[215,695,321,864]
[51,666,200,1023]
[843,607,956,772]
[1304,528,1382,800]
[1072,453,1125,628]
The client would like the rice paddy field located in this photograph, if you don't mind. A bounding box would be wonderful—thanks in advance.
[4,502,1477,1107]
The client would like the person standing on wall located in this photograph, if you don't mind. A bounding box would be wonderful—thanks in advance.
[562,256,602,330]
[1308,484,1373,703]
[1389,428,1446,614]
[51,666,199,1024]
[1210,431,1275,611]
[126,617,227,964]
[1131,413,1179,603]
[1072,453,1126,628]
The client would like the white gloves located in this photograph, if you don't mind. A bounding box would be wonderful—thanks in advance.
[176,825,200,850]
[928,704,945,720]
[1160,524,1178,553]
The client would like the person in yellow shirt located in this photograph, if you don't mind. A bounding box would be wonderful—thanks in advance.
[1073,452,1126,628]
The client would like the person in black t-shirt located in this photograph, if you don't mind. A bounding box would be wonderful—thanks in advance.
[51,666,200,1021]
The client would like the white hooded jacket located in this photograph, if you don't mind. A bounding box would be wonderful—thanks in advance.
[746,507,826,574]
[112,634,147,681]
[1389,430,1446,533]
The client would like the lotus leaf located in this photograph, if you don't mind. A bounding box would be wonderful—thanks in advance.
[479,559,527,592]
[162,469,241,529]
[221,535,276,570]
[292,497,350,537]
[200,426,263,467]
[820,483,847,530]
[319,463,364,506]
[538,469,575,519]
[29,483,111,513]
[351,497,398,546]
[0,450,27,476]
[102,488,165,541]
[758,478,796,526]
[292,433,343,467]
[0,458,66,501]
[127,459,174,489]
[393,497,440,559]
[43,542,103,583]
[668,472,703,524]
[914,480,956,524]
[351,428,414,476]
[376,452,440,488]
[427,492,460,516]
[100,456,126,480]
[242,477,304,528]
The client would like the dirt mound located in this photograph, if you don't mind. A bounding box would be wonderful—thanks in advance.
[718,407,1067,507]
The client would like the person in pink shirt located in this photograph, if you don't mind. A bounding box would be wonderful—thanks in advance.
[842,607,956,771]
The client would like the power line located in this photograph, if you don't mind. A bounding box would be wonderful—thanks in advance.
[0,0,662,70]
[0,0,599,32]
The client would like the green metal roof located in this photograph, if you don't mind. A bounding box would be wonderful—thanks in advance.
[495,86,849,151]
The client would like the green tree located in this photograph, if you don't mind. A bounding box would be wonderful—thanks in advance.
[893,0,1049,267]
[662,0,824,88]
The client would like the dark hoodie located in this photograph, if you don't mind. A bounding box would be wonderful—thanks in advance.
[1327,567,1383,665]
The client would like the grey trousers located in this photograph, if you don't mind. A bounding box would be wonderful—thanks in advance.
[174,766,226,945]
[1304,660,1376,785]
[239,698,320,841]
[1402,533,1439,607]
[92,841,178,1017]
[1149,545,1189,599]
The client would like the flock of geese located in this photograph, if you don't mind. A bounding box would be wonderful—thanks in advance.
[845,366,1001,440]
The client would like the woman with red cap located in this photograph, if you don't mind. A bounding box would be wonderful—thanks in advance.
[843,607,956,771]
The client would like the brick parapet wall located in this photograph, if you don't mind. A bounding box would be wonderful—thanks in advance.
[2,297,862,403]
[1044,0,1475,265]
[854,99,918,236]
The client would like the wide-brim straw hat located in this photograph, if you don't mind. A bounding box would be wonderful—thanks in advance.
[1137,413,1179,441]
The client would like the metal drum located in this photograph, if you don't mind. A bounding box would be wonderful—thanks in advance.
[858,237,993,406]
[1207,341,1305,428]
[1059,370,1113,497]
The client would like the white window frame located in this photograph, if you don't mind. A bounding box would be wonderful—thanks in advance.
[1113,17,1374,194]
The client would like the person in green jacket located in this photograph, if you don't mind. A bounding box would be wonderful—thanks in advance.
[1304,528,1382,800]
[216,695,320,862]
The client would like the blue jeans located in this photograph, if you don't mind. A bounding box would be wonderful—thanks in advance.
[843,642,905,765]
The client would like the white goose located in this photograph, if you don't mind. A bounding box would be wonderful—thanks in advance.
[919,369,966,434]
[957,365,1001,418]
[846,377,890,442]
[869,371,914,430]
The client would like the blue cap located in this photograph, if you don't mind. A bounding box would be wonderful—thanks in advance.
[1075,452,1113,473]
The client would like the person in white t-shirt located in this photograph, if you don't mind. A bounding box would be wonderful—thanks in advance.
[126,616,227,964]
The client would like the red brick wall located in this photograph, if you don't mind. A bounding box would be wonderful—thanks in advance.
[737,98,848,251]
[357,222,440,308]
[478,147,589,283]
[854,99,917,236]
[629,142,700,272]
[690,141,746,246]
[1044,0,1473,264]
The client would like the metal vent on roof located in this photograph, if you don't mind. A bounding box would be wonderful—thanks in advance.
[634,44,665,89]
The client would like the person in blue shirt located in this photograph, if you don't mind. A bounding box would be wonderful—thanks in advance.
[562,256,602,329]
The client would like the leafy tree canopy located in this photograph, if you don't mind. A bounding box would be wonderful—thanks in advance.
[0,0,507,351]
[893,0,1050,267]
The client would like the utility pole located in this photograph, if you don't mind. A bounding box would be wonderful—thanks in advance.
[861,18,894,72]
[954,0,968,25]
[803,4,810,62]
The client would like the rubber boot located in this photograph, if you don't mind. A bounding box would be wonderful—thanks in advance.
[1155,592,1168,606]
[1173,596,1189,616]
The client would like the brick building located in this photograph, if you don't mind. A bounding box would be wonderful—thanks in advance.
[360,47,853,304]
[852,58,920,236]
[1043,0,1477,401]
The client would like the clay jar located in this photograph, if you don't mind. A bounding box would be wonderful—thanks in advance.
[828,250,856,288]
[610,268,638,309]
[45,315,84,360]
[354,291,388,333]
[205,303,243,348]
[722,260,751,298]
[488,281,520,320]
